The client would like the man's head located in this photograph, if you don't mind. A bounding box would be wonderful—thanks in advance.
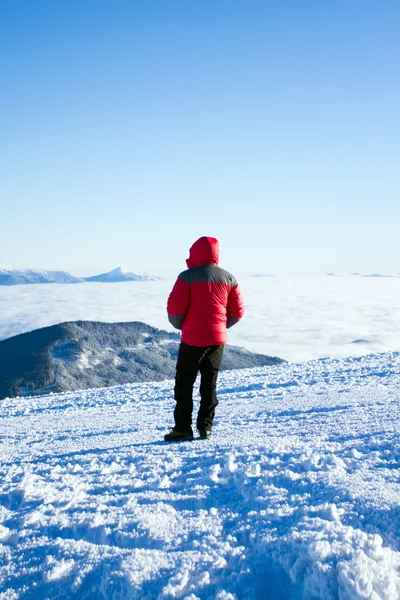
[186,237,219,269]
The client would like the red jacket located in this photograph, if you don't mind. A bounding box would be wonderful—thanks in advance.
[167,237,244,346]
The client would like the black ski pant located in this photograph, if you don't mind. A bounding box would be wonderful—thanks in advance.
[173,342,224,432]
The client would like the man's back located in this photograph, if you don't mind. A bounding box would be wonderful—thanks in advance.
[167,237,244,346]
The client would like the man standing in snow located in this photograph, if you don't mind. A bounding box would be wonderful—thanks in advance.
[165,236,244,442]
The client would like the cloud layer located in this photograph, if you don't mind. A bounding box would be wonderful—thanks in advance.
[1,276,399,362]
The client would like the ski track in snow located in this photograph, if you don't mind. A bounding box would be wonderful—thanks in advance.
[1,353,400,599]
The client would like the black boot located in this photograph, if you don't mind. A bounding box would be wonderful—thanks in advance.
[198,429,212,440]
[164,428,194,442]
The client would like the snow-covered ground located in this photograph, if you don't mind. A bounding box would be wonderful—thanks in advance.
[1,275,400,361]
[1,352,399,599]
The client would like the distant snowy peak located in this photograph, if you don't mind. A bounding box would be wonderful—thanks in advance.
[0,268,83,285]
[113,266,129,275]
[0,266,159,285]
[84,267,159,283]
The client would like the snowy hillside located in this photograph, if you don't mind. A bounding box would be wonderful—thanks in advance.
[1,352,399,599]
[0,320,282,400]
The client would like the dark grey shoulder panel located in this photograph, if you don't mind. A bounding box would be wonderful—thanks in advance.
[191,265,237,286]
[177,269,194,284]
[178,265,237,286]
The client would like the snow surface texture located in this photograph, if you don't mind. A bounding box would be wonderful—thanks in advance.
[1,276,400,361]
[1,352,400,599]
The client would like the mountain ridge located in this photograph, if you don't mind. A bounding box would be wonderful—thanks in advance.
[0,267,159,285]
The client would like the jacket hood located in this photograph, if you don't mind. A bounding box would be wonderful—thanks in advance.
[186,237,219,269]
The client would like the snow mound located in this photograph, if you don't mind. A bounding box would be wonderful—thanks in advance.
[1,352,400,599]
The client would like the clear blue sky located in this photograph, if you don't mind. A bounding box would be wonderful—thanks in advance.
[1,0,399,275]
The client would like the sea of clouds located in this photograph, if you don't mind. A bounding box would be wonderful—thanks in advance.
[1,275,399,362]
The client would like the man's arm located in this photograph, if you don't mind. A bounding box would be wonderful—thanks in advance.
[167,275,190,330]
[226,283,244,328]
